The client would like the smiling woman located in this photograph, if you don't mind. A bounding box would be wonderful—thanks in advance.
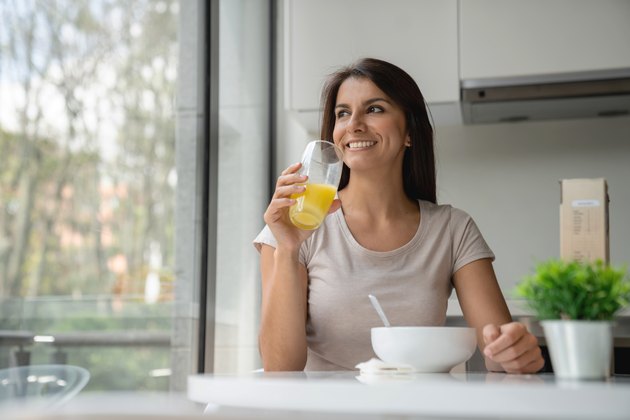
[254,58,544,374]
[332,78,410,176]
[322,59,436,202]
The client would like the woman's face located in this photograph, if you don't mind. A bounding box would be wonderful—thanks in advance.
[332,77,409,174]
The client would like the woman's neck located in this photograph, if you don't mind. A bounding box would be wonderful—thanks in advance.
[337,170,420,252]
[339,171,417,221]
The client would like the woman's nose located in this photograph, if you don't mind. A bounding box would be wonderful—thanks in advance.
[347,113,365,132]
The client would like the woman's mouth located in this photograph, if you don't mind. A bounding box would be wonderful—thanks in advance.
[347,141,376,150]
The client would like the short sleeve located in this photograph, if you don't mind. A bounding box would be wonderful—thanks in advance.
[253,225,277,252]
[449,208,495,273]
[252,225,308,265]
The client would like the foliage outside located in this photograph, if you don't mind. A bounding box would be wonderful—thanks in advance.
[0,0,179,391]
[516,259,630,321]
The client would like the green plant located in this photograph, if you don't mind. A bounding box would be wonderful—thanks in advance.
[515,259,630,321]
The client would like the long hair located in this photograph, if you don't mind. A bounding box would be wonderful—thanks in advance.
[320,58,436,204]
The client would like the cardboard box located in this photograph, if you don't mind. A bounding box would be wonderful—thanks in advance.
[560,178,609,263]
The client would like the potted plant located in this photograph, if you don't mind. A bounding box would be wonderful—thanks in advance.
[516,259,630,379]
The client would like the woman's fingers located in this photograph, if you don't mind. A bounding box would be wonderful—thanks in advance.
[277,162,305,188]
[266,197,296,211]
[280,162,302,176]
[483,322,544,374]
[265,193,298,215]
[487,333,537,363]
[499,345,544,373]
[264,198,294,221]
[276,173,307,191]
[483,322,526,358]
[273,184,306,200]
[264,164,307,226]
[264,185,304,223]
[522,354,546,373]
[274,173,307,201]
[482,324,501,347]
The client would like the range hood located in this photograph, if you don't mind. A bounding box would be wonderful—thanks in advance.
[461,68,630,124]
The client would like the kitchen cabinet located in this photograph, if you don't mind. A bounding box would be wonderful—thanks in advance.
[285,0,459,112]
[460,0,630,80]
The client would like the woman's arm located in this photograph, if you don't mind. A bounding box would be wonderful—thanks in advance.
[258,244,309,371]
[453,258,544,373]
[258,161,342,371]
[257,162,311,371]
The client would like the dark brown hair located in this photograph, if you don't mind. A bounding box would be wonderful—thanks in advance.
[320,58,436,204]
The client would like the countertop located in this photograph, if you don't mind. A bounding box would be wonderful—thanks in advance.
[447,298,630,318]
[447,299,630,344]
[0,392,206,419]
[188,371,630,420]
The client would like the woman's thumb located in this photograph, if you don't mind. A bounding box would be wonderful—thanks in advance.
[482,324,501,345]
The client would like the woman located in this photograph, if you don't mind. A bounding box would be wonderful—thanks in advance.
[255,58,543,373]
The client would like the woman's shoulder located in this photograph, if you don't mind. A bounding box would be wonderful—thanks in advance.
[419,200,474,224]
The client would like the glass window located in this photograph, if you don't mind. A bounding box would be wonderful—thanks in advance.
[1,0,271,390]
[0,0,201,392]
[213,0,270,373]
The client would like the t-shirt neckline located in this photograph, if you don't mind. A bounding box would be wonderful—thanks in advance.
[334,200,429,258]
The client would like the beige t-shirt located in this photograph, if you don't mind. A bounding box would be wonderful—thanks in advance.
[253,200,494,371]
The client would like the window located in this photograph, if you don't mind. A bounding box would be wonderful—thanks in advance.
[212,0,270,373]
[0,0,270,391]
[0,0,196,391]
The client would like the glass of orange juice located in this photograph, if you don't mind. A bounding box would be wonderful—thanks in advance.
[289,140,343,230]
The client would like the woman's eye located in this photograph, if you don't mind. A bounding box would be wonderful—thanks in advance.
[336,110,350,119]
[367,105,383,113]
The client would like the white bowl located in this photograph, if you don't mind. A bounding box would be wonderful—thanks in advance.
[371,327,477,373]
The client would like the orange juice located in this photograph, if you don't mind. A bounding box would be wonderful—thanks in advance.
[289,183,337,230]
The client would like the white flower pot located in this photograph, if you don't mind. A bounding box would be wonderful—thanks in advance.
[541,320,613,380]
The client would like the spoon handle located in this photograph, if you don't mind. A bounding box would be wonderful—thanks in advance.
[368,294,391,327]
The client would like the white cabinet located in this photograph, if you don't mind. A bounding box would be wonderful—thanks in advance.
[285,0,459,112]
[460,0,630,80]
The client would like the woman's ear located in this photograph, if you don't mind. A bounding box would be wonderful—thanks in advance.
[405,134,411,147]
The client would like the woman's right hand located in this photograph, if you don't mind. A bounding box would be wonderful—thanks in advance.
[263,162,313,251]
[260,162,340,371]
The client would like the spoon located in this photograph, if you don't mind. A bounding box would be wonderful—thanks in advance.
[368,294,391,327]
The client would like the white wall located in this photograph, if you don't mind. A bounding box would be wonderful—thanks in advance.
[435,116,630,296]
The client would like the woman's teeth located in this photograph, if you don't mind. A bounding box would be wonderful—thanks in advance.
[348,141,376,149]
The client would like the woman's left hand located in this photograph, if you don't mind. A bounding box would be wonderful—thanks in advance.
[482,322,545,374]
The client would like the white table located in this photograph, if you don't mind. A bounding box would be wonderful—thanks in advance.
[188,371,630,419]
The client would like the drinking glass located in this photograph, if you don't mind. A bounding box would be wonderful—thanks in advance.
[289,140,343,230]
